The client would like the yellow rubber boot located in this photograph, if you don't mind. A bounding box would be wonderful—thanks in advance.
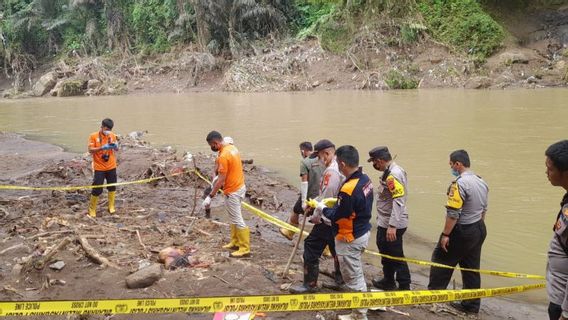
[279,222,298,241]
[323,245,332,257]
[230,227,250,258]
[222,225,239,250]
[108,191,116,214]
[88,195,98,217]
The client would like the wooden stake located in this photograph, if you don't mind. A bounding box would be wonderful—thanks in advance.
[282,213,307,278]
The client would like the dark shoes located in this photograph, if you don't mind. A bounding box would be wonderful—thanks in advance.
[450,301,479,314]
[289,284,319,294]
[372,278,397,291]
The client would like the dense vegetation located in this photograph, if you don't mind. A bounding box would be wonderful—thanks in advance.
[1,0,567,89]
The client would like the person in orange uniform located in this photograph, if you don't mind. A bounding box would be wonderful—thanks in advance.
[203,131,249,258]
[88,118,119,217]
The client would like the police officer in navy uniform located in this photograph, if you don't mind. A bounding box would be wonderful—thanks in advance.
[427,149,488,314]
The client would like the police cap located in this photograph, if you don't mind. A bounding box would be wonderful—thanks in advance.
[367,146,390,162]
[310,139,335,158]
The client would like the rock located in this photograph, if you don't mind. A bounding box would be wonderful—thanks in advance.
[125,264,163,289]
[311,80,321,88]
[32,72,57,97]
[11,264,22,277]
[49,261,66,270]
[556,60,566,70]
[137,259,152,271]
[527,76,538,84]
[87,79,102,90]
[50,81,63,96]
[58,79,86,97]
[464,76,492,89]
[499,52,529,66]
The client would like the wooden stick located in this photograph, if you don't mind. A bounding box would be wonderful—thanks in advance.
[213,275,230,284]
[0,243,25,255]
[196,228,212,237]
[282,214,308,278]
[77,235,121,270]
[26,230,74,241]
[191,159,199,215]
[135,230,148,252]
[209,220,229,227]
[32,237,71,270]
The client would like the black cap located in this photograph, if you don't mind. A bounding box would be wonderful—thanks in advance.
[310,139,335,158]
[367,146,390,162]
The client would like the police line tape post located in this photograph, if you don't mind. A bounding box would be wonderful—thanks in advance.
[0,283,545,316]
[191,170,546,280]
[0,170,195,191]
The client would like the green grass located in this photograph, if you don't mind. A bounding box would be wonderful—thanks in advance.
[418,0,504,59]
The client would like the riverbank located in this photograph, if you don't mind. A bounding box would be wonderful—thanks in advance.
[2,2,568,99]
[0,132,548,319]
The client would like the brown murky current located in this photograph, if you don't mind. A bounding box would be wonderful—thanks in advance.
[1,89,566,303]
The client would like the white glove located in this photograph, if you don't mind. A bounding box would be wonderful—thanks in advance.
[202,196,211,208]
[316,201,326,212]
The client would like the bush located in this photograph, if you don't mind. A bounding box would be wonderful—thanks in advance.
[384,69,418,89]
[132,0,178,53]
[418,0,504,59]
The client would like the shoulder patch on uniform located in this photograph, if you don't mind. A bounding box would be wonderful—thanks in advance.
[386,175,405,198]
[323,173,331,186]
[446,182,463,209]
[340,178,359,196]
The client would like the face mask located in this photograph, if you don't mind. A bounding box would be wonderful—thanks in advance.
[103,130,111,136]
[451,168,460,177]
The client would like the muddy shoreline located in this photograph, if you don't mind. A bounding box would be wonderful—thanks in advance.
[0,133,548,319]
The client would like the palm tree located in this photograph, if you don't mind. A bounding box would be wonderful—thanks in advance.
[193,0,289,57]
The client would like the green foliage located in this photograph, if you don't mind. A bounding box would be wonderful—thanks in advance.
[319,17,351,53]
[384,69,418,89]
[293,0,337,33]
[400,23,427,44]
[132,0,177,53]
[418,0,504,58]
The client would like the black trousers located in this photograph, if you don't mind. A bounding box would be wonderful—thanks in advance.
[293,196,303,215]
[376,227,411,288]
[302,223,338,285]
[91,169,117,196]
[428,220,487,311]
[549,302,562,320]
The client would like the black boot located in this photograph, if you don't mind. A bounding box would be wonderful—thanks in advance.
[322,258,346,291]
[289,263,319,294]
[372,277,397,291]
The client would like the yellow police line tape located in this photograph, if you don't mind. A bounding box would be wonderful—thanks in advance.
[0,283,545,316]
[191,170,546,280]
[243,200,545,280]
[0,170,196,191]
[0,168,546,281]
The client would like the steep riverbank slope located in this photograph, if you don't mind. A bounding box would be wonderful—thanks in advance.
[2,2,568,98]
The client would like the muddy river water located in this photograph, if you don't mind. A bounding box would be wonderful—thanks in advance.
[1,89,566,304]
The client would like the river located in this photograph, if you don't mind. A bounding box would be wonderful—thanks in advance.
[1,89,566,304]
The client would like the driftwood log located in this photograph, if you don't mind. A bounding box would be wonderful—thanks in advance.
[77,236,121,270]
